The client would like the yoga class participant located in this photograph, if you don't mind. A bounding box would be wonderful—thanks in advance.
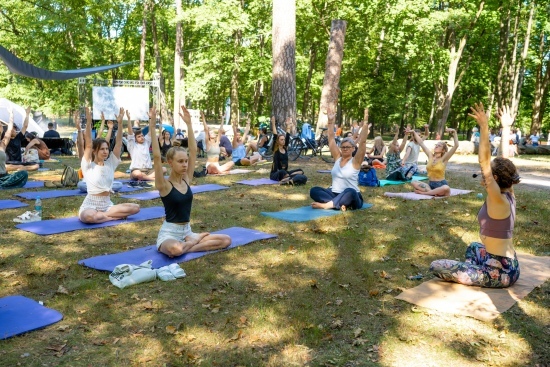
[384,124,408,178]
[430,103,520,288]
[24,132,51,160]
[232,118,263,166]
[79,107,140,224]
[150,105,231,257]
[365,136,386,166]
[127,110,165,181]
[159,129,173,162]
[401,128,421,176]
[409,126,459,197]
[202,111,234,174]
[310,109,370,210]
[0,109,28,189]
[5,106,38,172]
[269,117,306,184]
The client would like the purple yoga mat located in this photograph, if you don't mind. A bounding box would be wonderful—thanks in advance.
[0,295,63,340]
[79,227,277,271]
[0,199,28,210]
[15,185,142,200]
[15,206,166,236]
[120,184,229,200]
[236,178,279,186]
[23,181,44,189]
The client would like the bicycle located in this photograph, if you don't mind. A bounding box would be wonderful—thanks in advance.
[288,128,341,161]
[259,126,286,160]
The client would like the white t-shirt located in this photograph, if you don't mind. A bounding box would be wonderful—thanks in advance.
[81,154,120,195]
[128,134,152,170]
[404,141,420,164]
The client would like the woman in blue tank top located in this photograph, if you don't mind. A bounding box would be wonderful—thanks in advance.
[310,108,371,211]
[430,103,521,288]
[150,106,231,257]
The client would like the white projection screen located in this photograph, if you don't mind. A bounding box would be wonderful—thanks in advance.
[92,87,149,120]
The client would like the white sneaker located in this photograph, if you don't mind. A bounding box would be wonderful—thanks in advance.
[13,211,42,223]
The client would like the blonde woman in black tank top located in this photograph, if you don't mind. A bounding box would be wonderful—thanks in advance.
[150,106,231,257]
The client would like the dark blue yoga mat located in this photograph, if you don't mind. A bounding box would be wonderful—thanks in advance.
[79,227,277,271]
[23,181,44,189]
[0,199,28,210]
[15,206,165,235]
[0,295,63,340]
[261,203,373,222]
[236,178,279,186]
[15,185,142,200]
[120,184,229,200]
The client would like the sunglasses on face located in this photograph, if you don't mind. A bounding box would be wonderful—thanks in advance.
[341,145,354,150]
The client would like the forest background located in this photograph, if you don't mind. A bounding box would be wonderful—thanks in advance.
[1,0,549,139]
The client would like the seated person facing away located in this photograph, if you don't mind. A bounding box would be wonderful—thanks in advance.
[401,128,422,176]
[0,109,29,188]
[150,105,231,257]
[219,128,233,158]
[409,127,459,197]
[79,107,140,224]
[365,136,386,166]
[24,132,51,160]
[310,108,371,211]
[202,112,234,174]
[430,103,520,288]
[232,118,263,166]
[5,106,39,172]
[270,117,305,184]
[126,110,166,181]
[43,122,60,138]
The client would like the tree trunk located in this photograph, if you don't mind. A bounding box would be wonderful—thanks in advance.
[139,1,150,81]
[151,3,169,124]
[315,20,347,138]
[272,0,296,131]
[173,0,185,130]
[301,44,317,120]
[530,36,550,135]
[495,2,511,108]
[230,29,241,127]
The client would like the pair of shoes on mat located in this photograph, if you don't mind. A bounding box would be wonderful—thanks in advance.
[157,264,186,281]
[44,181,64,188]
[13,211,41,223]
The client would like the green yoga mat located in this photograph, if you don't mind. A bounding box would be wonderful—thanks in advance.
[378,176,428,187]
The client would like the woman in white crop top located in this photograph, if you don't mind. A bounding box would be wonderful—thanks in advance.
[78,107,140,224]
[310,108,371,211]
[201,112,234,174]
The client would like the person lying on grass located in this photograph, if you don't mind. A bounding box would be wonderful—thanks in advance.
[150,105,231,257]
[408,126,459,197]
[430,103,520,288]
[79,107,140,224]
[310,108,370,211]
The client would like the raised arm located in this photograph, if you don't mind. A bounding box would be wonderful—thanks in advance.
[105,119,114,143]
[25,138,39,152]
[326,110,341,159]
[270,115,277,134]
[149,107,167,193]
[353,117,371,168]
[112,108,125,158]
[243,117,251,143]
[126,110,133,135]
[201,111,211,151]
[98,112,106,139]
[21,106,31,135]
[180,106,196,183]
[442,128,459,162]
[83,107,93,162]
[411,129,432,160]
[397,126,408,153]
[1,109,14,149]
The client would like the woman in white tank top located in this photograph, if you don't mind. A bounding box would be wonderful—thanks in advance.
[310,108,371,211]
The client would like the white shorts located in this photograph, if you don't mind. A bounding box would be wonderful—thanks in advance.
[156,221,201,250]
[79,194,113,216]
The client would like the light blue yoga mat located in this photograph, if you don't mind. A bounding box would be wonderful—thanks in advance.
[15,185,142,200]
[120,184,229,200]
[236,178,279,186]
[378,176,428,187]
[261,203,373,223]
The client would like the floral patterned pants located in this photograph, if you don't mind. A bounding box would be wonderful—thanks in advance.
[430,242,520,288]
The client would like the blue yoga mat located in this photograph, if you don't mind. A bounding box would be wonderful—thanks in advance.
[120,184,229,200]
[236,178,279,186]
[261,203,373,222]
[378,176,428,187]
[79,227,277,271]
[15,206,165,235]
[0,199,28,210]
[15,185,142,200]
[0,295,63,340]
[23,181,44,189]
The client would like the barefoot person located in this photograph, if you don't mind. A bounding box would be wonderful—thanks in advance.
[310,108,370,211]
[79,107,140,224]
[201,111,234,174]
[150,106,231,257]
[269,117,306,184]
[430,104,520,288]
[409,127,459,197]
[1,109,28,189]
[231,118,264,166]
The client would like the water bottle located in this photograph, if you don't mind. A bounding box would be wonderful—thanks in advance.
[35,196,42,219]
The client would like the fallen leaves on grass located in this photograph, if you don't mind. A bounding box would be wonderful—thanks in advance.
[330,319,343,329]
[56,285,69,294]
[228,330,243,342]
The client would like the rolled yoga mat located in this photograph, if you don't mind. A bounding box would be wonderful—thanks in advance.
[79,227,277,271]
[0,199,28,210]
[120,184,229,201]
[261,203,373,223]
[0,295,63,340]
[15,206,166,235]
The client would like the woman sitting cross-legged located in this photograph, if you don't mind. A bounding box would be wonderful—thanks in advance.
[79,107,140,224]
[0,109,29,189]
[310,108,371,211]
[408,126,459,197]
[269,117,306,184]
[151,105,231,257]
[383,124,409,179]
[430,103,520,288]
[231,118,264,167]
[202,112,234,174]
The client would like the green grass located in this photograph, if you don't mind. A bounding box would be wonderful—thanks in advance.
[0,154,549,366]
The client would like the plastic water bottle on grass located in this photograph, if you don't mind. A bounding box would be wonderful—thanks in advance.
[35,196,42,219]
